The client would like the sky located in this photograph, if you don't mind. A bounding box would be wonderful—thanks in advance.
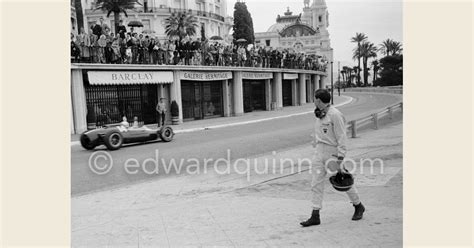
[226,0,403,71]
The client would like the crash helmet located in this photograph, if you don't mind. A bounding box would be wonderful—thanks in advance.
[329,170,354,192]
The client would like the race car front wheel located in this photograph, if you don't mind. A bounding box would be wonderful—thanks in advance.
[80,134,96,150]
[159,126,174,142]
[104,132,123,150]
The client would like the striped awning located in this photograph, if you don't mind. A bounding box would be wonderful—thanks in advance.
[87,71,174,85]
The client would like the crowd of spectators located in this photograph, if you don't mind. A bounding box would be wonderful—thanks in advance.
[71,20,328,71]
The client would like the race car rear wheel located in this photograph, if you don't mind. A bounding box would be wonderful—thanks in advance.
[159,126,174,142]
[80,134,96,150]
[104,132,123,150]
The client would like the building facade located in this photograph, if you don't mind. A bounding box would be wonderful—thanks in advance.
[71,64,329,134]
[78,0,233,41]
[71,0,78,35]
[254,0,333,81]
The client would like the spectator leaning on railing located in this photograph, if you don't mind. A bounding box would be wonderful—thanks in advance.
[71,30,328,71]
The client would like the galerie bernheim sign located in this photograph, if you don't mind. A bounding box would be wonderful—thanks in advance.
[181,71,233,81]
[242,72,273,80]
[87,71,174,85]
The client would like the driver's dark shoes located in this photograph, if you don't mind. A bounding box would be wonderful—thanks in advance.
[300,210,320,227]
[352,202,365,221]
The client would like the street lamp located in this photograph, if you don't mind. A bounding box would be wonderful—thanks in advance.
[337,61,341,96]
[330,61,334,104]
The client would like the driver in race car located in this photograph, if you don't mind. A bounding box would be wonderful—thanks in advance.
[120,116,129,128]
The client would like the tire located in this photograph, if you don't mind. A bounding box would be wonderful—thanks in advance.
[159,126,174,142]
[103,131,123,150]
[80,134,97,150]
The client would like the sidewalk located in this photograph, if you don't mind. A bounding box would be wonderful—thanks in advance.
[72,119,403,247]
[71,94,353,143]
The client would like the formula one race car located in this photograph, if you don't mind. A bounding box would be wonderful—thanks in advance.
[80,124,174,150]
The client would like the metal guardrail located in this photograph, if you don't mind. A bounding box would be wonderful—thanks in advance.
[345,87,403,94]
[347,102,403,138]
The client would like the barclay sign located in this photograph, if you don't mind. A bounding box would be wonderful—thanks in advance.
[87,71,174,85]
[111,72,154,81]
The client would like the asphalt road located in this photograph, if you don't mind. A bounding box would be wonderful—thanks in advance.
[71,92,401,196]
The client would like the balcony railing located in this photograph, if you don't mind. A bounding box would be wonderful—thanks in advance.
[70,45,327,72]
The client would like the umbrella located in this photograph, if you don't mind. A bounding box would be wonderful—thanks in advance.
[236,38,247,43]
[210,36,223,41]
[127,20,143,27]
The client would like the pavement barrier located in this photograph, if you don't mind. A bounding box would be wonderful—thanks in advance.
[347,102,403,138]
[344,87,403,94]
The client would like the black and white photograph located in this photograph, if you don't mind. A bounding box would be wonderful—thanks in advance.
[70,0,403,247]
[3,0,474,247]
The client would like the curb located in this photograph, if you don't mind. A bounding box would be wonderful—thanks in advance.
[173,95,354,134]
[71,96,354,146]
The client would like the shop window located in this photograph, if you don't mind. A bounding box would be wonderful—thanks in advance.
[85,84,158,128]
[181,81,223,120]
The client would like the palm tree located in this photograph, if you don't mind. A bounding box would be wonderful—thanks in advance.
[94,0,141,34]
[391,41,403,56]
[351,33,368,86]
[379,38,393,56]
[347,67,353,87]
[350,53,363,87]
[371,60,379,85]
[352,66,359,86]
[359,41,378,87]
[341,66,349,87]
[164,11,199,43]
[340,68,346,85]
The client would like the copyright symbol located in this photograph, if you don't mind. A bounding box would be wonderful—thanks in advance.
[88,151,113,175]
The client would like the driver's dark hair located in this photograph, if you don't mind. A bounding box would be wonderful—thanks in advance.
[314,89,331,103]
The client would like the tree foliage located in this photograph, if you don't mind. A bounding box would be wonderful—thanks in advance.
[164,11,199,42]
[351,33,368,86]
[359,41,378,87]
[374,55,403,86]
[371,60,380,84]
[95,0,140,33]
[378,39,403,56]
[232,1,255,45]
